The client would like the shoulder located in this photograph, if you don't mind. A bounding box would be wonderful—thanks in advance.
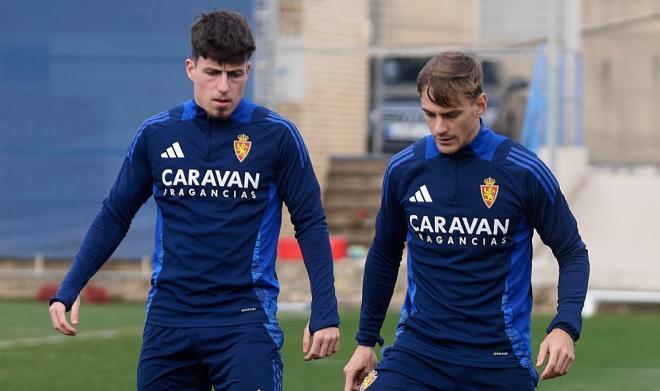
[136,101,193,138]
[127,104,185,158]
[249,105,310,166]
[251,105,301,138]
[495,140,560,199]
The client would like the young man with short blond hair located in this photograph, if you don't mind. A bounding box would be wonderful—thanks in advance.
[344,51,589,391]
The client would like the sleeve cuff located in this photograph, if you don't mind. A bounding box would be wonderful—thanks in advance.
[546,320,580,341]
[356,332,384,347]
[49,297,70,311]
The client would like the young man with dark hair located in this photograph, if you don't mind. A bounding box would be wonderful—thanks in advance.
[343,51,589,390]
[48,9,340,391]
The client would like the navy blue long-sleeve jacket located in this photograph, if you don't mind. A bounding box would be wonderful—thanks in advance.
[53,99,339,343]
[357,123,589,372]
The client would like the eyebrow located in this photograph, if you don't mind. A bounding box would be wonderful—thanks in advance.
[203,67,244,74]
[421,107,462,116]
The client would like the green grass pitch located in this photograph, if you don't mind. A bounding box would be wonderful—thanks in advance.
[1,301,659,390]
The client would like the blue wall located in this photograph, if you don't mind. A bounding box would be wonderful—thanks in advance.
[0,0,256,258]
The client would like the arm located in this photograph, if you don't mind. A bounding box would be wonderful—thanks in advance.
[49,127,153,335]
[524,157,590,379]
[345,160,407,388]
[274,123,339,359]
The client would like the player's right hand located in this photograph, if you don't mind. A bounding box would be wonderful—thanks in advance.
[49,295,80,336]
[343,345,377,391]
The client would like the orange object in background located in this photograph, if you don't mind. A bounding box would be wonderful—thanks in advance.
[36,283,109,304]
[36,283,59,302]
[278,235,348,262]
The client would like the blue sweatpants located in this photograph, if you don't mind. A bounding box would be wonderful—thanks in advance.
[137,323,282,391]
[361,345,538,391]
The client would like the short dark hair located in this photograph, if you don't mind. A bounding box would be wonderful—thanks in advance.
[416,51,483,107]
[190,9,256,64]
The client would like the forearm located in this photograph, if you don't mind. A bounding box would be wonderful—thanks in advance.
[547,247,590,340]
[297,220,340,333]
[52,201,130,309]
[356,242,402,346]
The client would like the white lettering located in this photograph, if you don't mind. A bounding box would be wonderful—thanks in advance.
[245,172,260,189]
[188,170,200,186]
[462,217,478,234]
[434,216,446,233]
[476,219,493,235]
[420,216,433,233]
[227,171,244,188]
[162,169,173,186]
[216,170,231,186]
[173,170,187,186]
[448,217,464,234]
[410,215,419,231]
[201,170,217,186]
[494,219,509,235]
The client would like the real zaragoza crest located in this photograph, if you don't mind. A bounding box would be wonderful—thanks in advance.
[234,134,251,163]
[480,177,499,209]
[359,370,378,390]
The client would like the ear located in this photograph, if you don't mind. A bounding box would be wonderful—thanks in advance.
[245,62,252,80]
[185,58,195,81]
[475,93,488,116]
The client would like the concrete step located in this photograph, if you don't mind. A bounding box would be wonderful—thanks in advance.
[325,175,384,191]
[327,229,374,247]
[326,207,378,229]
[323,157,388,246]
[327,157,388,175]
[324,192,383,209]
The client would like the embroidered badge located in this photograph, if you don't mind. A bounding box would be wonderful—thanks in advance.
[234,134,251,162]
[480,177,499,208]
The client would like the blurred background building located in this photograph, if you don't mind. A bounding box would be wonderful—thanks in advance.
[1,0,659,311]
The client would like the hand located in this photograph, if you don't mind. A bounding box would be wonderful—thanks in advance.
[536,328,575,380]
[49,295,80,336]
[343,345,377,391]
[302,321,340,361]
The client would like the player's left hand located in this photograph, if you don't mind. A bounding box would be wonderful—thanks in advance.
[536,327,575,380]
[302,320,340,361]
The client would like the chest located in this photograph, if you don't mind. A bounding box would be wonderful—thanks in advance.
[401,159,526,250]
[149,122,278,204]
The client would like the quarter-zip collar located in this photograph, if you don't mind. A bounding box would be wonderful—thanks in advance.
[425,119,487,161]
[186,98,255,126]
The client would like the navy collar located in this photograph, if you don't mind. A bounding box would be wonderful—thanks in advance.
[184,98,255,124]
[425,119,485,160]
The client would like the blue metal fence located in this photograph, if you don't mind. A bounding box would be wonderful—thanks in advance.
[0,0,256,258]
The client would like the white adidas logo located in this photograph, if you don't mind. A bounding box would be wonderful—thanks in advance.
[409,185,433,203]
[161,142,185,158]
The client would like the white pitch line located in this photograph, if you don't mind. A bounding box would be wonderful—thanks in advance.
[0,329,121,349]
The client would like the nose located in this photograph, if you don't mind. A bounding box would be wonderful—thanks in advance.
[431,117,449,135]
[216,73,230,93]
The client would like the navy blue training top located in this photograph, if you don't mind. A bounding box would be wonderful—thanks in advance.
[357,122,589,370]
[53,99,339,342]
